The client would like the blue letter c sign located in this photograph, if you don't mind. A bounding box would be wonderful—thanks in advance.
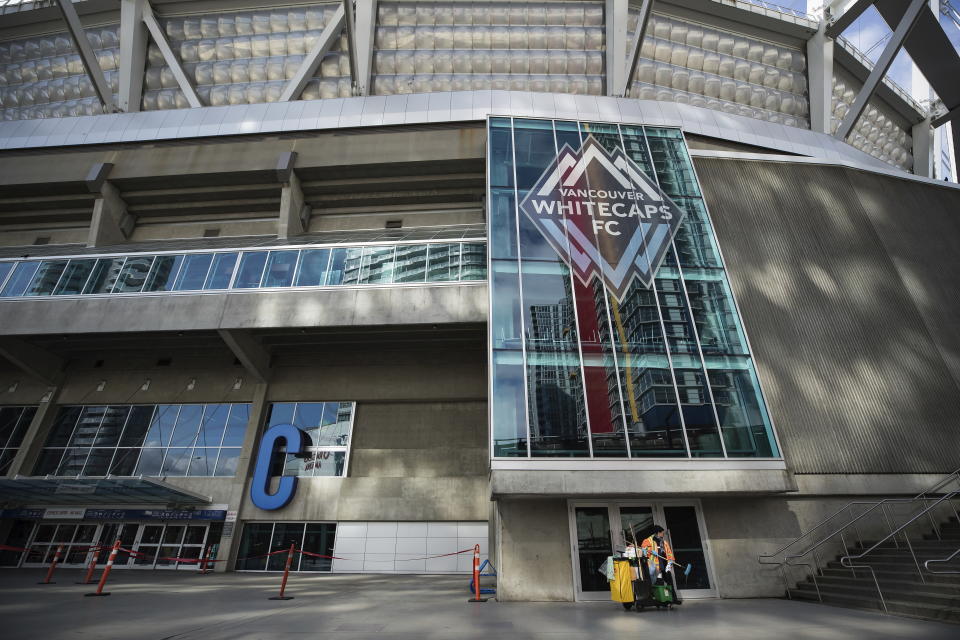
[250,423,307,511]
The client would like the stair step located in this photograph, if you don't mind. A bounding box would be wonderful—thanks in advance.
[822,564,960,585]
[848,547,960,559]
[812,573,960,596]
[788,586,960,624]
[798,579,960,607]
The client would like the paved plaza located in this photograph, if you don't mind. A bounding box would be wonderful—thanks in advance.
[0,569,956,639]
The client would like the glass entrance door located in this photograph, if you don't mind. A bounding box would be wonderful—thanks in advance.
[569,501,716,600]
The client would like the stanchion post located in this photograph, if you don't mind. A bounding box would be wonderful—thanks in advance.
[77,546,102,584]
[269,543,295,600]
[38,544,64,584]
[197,545,210,575]
[85,539,120,597]
[468,544,487,603]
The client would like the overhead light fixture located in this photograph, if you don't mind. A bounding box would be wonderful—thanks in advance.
[233,377,243,390]
[141,379,151,391]
[96,380,106,391]
[187,378,197,391]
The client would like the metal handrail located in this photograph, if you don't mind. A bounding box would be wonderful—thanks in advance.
[759,466,960,565]
[925,548,960,575]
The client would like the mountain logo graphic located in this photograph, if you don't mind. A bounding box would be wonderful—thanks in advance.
[518,135,686,301]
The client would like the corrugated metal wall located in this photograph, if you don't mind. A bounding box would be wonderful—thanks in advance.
[694,158,960,474]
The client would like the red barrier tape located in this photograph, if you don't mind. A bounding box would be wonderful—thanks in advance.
[0,544,31,553]
[394,548,476,562]
[296,549,346,560]
[1,544,108,554]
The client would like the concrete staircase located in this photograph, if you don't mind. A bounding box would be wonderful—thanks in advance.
[789,517,960,623]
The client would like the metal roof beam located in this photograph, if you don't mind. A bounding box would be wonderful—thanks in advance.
[118,0,148,112]
[826,0,875,38]
[279,4,346,102]
[619,0,653,98]
[141,0,202,109]
[55,0,115,112]
[932,102,960,128]
[354,0,377,96]
[0,338,65,385]
[342,0,358,96]
[834,0,928,141]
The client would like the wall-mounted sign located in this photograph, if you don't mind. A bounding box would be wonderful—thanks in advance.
[41,507,85,519]
[518,135,685,300]
[250,423,307,511]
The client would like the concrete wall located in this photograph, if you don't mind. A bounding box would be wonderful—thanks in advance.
[495,498,575,602]
[696,158,960,475]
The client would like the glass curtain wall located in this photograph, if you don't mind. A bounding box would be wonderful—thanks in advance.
[488,118,778,459]
[264,402,355,477]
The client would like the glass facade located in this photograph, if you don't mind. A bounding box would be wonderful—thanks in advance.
[0,241,486,299]
[0,406,37,474]
[236,521,337,571]
[32,403,250,477]
[488,117,778,459]
[265,402,355,477]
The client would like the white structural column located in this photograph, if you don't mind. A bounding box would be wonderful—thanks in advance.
[55,0,115,112]
[86,162,134,247]
[620,0,652,98]
[834,0,928,140]
[277,151,311,239]
[280,4,347,102]
[806,18,835,134]
[342,0,359,95]
[605,0,628,96]
[141,0,202,108]
[118,0,148,112]
[913,116,934,177]
[354,0,378,96]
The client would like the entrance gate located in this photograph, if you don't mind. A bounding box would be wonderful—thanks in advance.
[568,501,717,600]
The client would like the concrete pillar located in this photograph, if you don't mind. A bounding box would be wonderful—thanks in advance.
[605,0,628,96]
[913,117,935,177]
[119,0,148,112]
[7,386,62,477]
[806,22,835,134]
[216,381,270,571]
[278,171,310,239]
[88,182,134,247]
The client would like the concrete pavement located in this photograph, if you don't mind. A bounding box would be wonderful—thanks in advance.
[0,569,955,639]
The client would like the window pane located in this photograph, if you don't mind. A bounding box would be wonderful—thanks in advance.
[267,402,296,427]
[359,246,396,284]
[236,523,273,570]
[309,450,347,477]
[198,404,229,448]
[9,406,36,447]
[53,259,96,295]
[268,523,305,570]
[144,405,179,447]
[527,351,590,457]
[301,524,336,571]
[340,248,363,285]
[706,357,778,458]
[427,244,459,281]
[169,405,203,447]
[326,248,349,285]
[134,449,165,476]
[188,448,218,476]
[173,254,213,291]
[0,263,12,290]
[69,407,107,447]
[294,249,330,286]
[46,407,82,447]
[460,243,486,281]
[0,450,15,475]
[113,256,153,293]
[213,448,240,476]
[57,447,91,476]
[1,261,40,297]
[34,449,64,475]
[93,406,131,447]
[82,258,126,294]
[221,405,249,446]
[109,448,140,476]
[82,448,114,476]
[0,407,22,449]
[119,406,155,446]
[489,188,518,261]
[161,448,191,476]
[205,253,238,289]
[234,252,268,288]
[143,255,184,292]
[262,251,299,287]
[23,260,67,296]
[393,245,428,283]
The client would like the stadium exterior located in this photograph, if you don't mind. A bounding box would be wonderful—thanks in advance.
[0,0,959,606]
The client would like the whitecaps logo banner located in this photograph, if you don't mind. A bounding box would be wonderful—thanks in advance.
[518,135,686,301]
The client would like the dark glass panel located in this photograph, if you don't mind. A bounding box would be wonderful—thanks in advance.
[0,263,12,291]
[489,188,518,260]
[488,117,515,188]
[33,449,64,475]
[44,406,81,447]
[0,261,40,297]
[294,249,330,286]
[144,405,179,447]
[0,449,16,475]
[82,448,114,476]
[108,448,139,476]
[267,402,295,427]
[575,507,612,592]
[56,447,91,476]
[68,407,107,447]
[491,260,523,351]
[644,127,702,198]
[268,523,305,570]
[92,406,130,447]
[23,260,67,296]
[262,250,299,287]
[236,523,273,570]
[213,448,240,476]
[393,244,428,283]
[426,244,459,282]
[204,253,238,289]
[169,404,203,447]
[706,356,778,458]
[118,406,155,446]
[233,252,267,288]
[187,448,218,476]
[197,404,229,448]
[173,254,213,291]
[221,404,249,446]
[161,448,191,476]
[682,271,747,356]
[301,523,336,571]
[326,248,350,285]
[0,407,21,448]
[527,351,589,457]
[492,351,527,457]
[53,259,97,295]
[112,256,153,293]
[9,406,36,447]
[143,255,184,292]
[520,261,578,353]
[134,448,164,475]
[460,243,486,280]
[340,248,364,285]
[671,198,722,269]
[663,506,711,589]
[82,258,125,294]
[359,246,396,284]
